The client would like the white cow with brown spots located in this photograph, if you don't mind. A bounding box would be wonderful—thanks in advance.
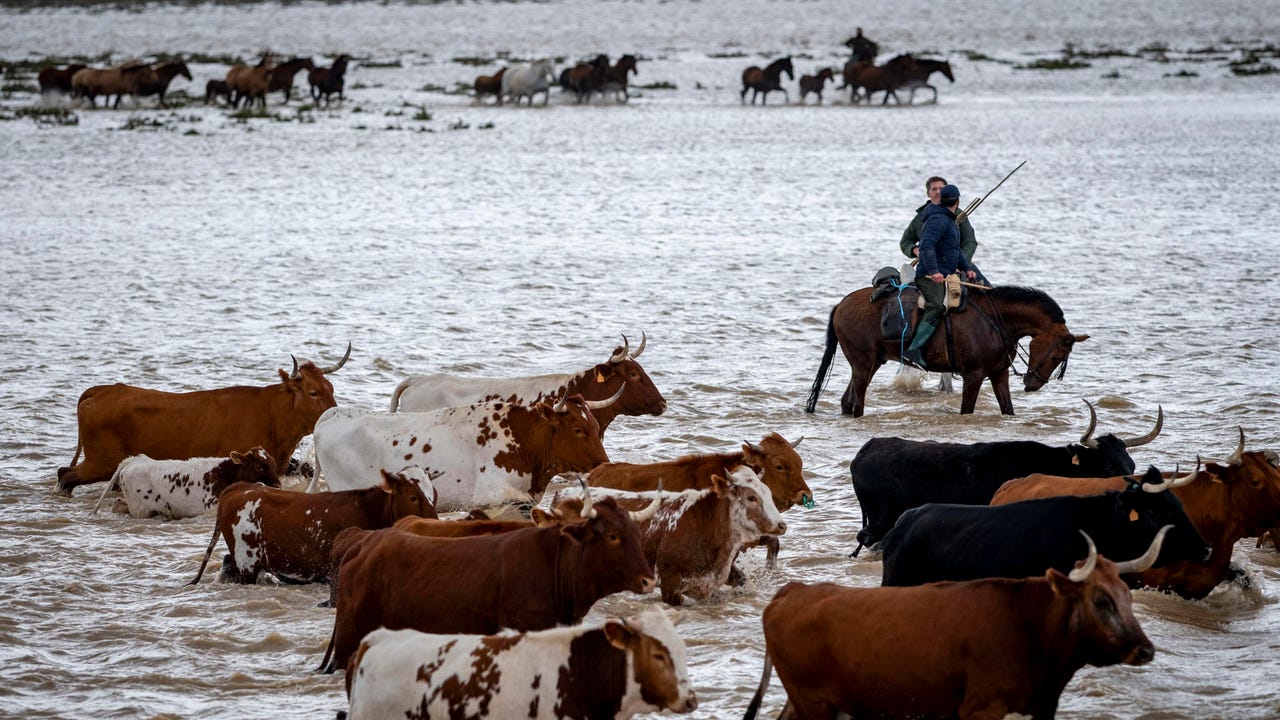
[310,393,617,512]
[344,610,697,720]
[90,448,279,519]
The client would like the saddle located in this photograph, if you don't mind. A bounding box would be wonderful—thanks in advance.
[870,267,967,345]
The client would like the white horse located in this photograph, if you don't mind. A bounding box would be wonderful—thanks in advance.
[501,59,555,106]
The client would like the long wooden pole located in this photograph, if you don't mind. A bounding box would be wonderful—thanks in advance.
[955,160,1026,224]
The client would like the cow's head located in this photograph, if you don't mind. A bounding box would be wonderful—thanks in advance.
[1200,428,1280,534]
[1048,530,1156,667]
[712,466,786,541]
[379,468,438,521]
[741,433,811,511]
[1110,478,1209,568]
[276,342,350,428]
[1070,401,1163,476]
[592,333,667,418]
[536,395,610,475]
[602,610,697,714]
[1024,329,1087,392]
[560,493,654,596]
[210,447,281,494]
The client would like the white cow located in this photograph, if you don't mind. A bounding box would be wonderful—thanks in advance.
[310,393,618,511]
[501,59,555,105]
[90,448,279,519]
[345,610,697,720]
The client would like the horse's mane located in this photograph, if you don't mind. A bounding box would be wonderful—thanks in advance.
[989,285,1065,323]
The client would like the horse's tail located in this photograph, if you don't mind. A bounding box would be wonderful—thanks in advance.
[804,306,839,413]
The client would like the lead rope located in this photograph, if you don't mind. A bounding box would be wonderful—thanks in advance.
[891,279,913,368]
[973,292,1026,378]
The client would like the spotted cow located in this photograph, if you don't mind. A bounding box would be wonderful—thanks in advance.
[90,447,279,519]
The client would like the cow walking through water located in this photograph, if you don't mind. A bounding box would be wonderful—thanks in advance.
[91,447,279,519]
[56,343,351,496]
[743,529,1167,720]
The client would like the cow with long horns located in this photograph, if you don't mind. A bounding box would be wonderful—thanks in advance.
[848,400,1161,554]
[56,344,351,496]
[311,391,617,511]
[388,334,665,438]
[744,529,1166,720]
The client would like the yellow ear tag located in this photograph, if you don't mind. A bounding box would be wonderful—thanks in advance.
[1071,455,1080,465]
[1129,509,1139,522]
[595,371,605,383]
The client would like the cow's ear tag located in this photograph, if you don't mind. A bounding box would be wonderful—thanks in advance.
[596,371,606,383]
[1129,509,1139,522]
[1071,455,1080,466]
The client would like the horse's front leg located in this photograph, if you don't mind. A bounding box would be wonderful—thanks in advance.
[988,368,1015,415]
[959,372,985,414]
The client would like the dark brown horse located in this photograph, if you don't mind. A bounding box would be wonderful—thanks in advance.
[474,67,507,104]
[561,54,611,103]
[267,57,315,103]
[741,56,794,105]
[798,67,835,104]
[205,79,231,105]
[38,64,87,95]
[604,54,639,103]
[136,61,192,105]
[898,57,955,104]
[841,53,918,105]
[805,285,1088,416]
[308,54,350,107]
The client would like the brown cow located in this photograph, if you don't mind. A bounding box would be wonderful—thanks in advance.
[320,491,654,674]
[990,429,1280,599]
[56,344,349,496]
[554,467,786,605]
[189,467,436,585]
[743,529,1166,720]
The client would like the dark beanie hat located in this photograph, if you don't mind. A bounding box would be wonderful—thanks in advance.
[940,184,960,202]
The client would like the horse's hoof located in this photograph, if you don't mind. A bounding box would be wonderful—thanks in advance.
[53,481,74,497]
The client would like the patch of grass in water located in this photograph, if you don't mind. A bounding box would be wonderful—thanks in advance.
[361,59,402,69]
[2,82,38,93]
[1014,57,1091,71]
[419,82,470,95]
[186,52,243,65]
[707,51,749,59]
[1164,69,1199,78]
[447,118,469,131]
[183,128,199,135]
[119,115,168,130]
[1101,69,1121,79]
[478,121,494,130]
[453,56,495,66]
[1231,63,1278,76]
[15,105,78,125]
[637,81,677,90]
[411,106,432,121]
[1065,43,1133,59]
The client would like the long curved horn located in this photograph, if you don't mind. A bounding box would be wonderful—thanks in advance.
[743,440,764,455]
[1117,405,1163,448]
[577,476,597,519]
[1141,459,1200,493]
[318,341,352,374]
[629,480,663,522]
[1079,399,1098,448]
[1202,427,1246,466]
[1112,525,1172,575]
[629,331,647,359]
[1067,530,1098,582]
[609,334,629,363]
[289,354,301,380]
[553,394,570,414]
[584,384,626,410]
[790,435,805,449]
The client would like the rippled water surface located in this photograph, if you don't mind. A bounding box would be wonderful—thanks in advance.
[2,1,1280,718]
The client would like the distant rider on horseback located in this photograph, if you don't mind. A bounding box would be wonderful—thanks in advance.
[902,184,977,367]
[844,27,879,63]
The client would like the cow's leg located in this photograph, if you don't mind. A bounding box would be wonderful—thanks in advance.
[960,372,985,414]
[56,462,114,496]
[989,369,1014,415]
[658,569,685,606]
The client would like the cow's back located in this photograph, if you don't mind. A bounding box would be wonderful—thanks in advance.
[991,474,1129,506]
[590,457,728,493]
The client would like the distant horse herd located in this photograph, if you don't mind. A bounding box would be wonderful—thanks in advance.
[33,49,953,112]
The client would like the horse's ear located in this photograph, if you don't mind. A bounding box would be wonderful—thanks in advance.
[1074,334,1090,343]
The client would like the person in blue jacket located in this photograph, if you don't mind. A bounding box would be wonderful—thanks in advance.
[902,184,978,367]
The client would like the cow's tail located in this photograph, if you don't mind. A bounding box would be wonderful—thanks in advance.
[318,627,338,674]
[742,652,774,720]
[304,441,323,493]
[804,306,839,413]
[187,522,222,586]
[387,378,412,413]
[70,433,82,467]
[90,464,124,514]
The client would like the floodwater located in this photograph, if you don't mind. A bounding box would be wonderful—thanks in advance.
[1,1,1279,718]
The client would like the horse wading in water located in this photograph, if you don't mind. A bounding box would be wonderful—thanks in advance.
[741,56,794,105]
[898,57,955,104]
[841,54,918,105]
[502,59,555,106]
[805,285,1088,416]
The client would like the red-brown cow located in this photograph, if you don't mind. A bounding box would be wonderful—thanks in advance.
[553,467,786,605]
[319,491,654,674]
[188,467,434,585]
[57,344,350,496]
[744,529,1166,720]
[991,429,1280,599]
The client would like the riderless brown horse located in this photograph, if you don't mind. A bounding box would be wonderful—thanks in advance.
[741,56,794,105]
[136,61,192,105]
[267,57,316,103]
[38,64,87,95]
[805,285,1088,416]
[562,54,611,103]
[604,54,639,103]
[71,62,154,109]
[474,67,506,104]
[841,53,918,105]
[308,54,350,107]
[227,53,274,109]
[798,68,835,104]
[898,57,955,104]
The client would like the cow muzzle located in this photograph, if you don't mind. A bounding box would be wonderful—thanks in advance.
[634,574,657,594]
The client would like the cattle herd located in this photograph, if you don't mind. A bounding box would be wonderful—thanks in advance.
[59,333,1280,719]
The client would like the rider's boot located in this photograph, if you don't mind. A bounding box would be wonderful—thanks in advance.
[902,320,937,367]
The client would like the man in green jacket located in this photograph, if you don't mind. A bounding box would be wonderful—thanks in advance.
[900,175,977,264]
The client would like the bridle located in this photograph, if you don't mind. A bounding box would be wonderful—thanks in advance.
[970,290,1069,382]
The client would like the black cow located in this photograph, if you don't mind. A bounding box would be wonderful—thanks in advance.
[880,469,1210,587]
[849,402,1161,555]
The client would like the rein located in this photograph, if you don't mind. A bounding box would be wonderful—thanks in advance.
[970,290,1070,383]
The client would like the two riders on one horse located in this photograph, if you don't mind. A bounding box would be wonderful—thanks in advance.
[900,183,978,366]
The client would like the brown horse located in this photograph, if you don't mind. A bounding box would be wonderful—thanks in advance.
[898,57,955,104]
[841,53,918,105]
[308,54,350,107]
[70,62,154,109]
[741,56,794,105]
[798,67,835,104]
[604,54,639,103]
[38,64,87,95]
[474,67,506,104]
[267,57,315,103]
[805,285,1088,416]
[561,54,611,103]
[227,53,274,109]
[136,61,192,105]
[205,79,232,105]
